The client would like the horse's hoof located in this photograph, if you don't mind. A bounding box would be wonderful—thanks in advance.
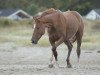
[48,64,54,68]
[67,65,72,68]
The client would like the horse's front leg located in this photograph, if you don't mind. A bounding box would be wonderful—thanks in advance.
[51,37,64,68]
[49,51,54,68]
[49,45,59,68]
[53,36,64,59]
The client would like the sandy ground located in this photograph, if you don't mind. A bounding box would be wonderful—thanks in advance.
[0,43,100,75]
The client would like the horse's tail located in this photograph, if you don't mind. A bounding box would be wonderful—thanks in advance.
[70,11,84,62]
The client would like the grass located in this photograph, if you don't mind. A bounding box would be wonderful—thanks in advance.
[81,19,100,50]
[0,17,100,50]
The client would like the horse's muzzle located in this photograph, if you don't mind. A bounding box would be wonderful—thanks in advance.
[31,39,37,44]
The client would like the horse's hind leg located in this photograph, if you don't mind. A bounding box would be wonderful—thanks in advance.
[64,40,73,68]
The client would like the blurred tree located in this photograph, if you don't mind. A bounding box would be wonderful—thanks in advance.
[0,0,100,15]
[26,4,39,15]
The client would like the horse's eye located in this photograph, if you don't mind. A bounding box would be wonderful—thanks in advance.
[37,27,39,29]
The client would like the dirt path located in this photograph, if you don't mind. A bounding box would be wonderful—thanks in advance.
[0,45,100,75]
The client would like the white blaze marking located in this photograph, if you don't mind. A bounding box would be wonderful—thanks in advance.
[33,24,36,29]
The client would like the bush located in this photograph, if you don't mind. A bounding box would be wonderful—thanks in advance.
[0,17,13,27]
[26,4,39,15]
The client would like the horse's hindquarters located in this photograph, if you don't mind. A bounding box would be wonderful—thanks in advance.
[63,12,80,39]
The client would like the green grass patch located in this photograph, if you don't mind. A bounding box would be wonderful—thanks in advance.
[0,17,33,28]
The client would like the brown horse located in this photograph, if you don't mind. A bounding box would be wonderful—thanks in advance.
[31,8,84,68]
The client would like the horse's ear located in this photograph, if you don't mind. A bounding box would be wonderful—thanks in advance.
[33,16,37,20]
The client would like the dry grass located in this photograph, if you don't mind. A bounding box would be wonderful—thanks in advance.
[82,19,100,50]
[0,17,33,27]
[0,17,100,50]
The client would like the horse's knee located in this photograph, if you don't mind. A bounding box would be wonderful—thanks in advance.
[52,48,56,51]
[52,45,57,54]
[54,52,58,61]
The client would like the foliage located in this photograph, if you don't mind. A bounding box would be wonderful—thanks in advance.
[26,4,39,15]
[0,0,100,15]
[0,18,100,49]
[0,17,33,27]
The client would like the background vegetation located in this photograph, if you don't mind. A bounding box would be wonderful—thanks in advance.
[0,0,100,15]
[0,0,100,50]
[0,18,100,50]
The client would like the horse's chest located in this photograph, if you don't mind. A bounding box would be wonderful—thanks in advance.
[52,33,60,39]
[48,29,61,41]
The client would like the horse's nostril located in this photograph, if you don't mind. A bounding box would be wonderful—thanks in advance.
[31,39,37,44]
[31,40,34,43]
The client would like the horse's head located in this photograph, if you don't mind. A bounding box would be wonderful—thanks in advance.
[31,17,45,44]
[31,8,57,44]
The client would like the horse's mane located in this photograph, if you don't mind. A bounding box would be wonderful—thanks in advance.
[40,8,57,18]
